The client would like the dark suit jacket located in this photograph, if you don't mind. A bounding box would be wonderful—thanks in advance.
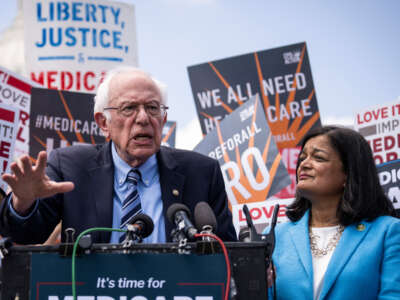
[0,143,237,244]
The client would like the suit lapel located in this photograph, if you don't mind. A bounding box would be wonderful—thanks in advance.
[289,210,314,281]
[157,147,186,241]
[320,221,371,300]
[87,143,114,242]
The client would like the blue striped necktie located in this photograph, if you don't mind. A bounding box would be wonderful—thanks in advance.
[119,169,142,242]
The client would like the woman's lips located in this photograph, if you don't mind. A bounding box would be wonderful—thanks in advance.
[298,173,312,180]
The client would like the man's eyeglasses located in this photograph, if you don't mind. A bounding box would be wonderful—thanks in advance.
[103,102,169,118]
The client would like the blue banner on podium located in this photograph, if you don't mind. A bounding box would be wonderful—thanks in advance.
[30,252,226,300]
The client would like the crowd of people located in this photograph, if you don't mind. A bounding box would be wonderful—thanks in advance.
[0,66,399,299]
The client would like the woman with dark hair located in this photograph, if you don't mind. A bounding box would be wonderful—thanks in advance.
[264,125,400,300]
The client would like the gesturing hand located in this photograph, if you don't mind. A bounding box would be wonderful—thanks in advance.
[1,151,74,215]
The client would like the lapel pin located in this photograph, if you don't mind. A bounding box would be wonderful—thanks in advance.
[356,224,365,231]
[172,189,179,196]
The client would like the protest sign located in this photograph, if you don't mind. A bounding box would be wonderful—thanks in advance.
[0,66,39,157]
[377,159,400,216]
[354,100,400,164]
[194,96,291,208]
[232,198,294,235]
[188,42,321,150]
[0,103,19,192]
[29,87,106,159]
[23,0,138,93]
[162,121,176,148]
[272,147,300,199]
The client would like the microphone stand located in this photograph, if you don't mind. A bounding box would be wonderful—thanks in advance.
[196,225,217,254]
[242,203,280,295]
[122,224,142,248]
[199,225,213,241]
[261,204,280,300]
[170,228,192,254]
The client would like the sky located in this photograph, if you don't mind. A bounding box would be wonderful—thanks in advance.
[1,0,400,149]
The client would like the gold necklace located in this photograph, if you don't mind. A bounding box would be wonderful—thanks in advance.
[309,225,344,257]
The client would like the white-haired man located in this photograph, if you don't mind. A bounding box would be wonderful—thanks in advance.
[0,67,236,244]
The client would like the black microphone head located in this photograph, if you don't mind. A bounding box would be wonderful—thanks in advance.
[242,204,261,241]
[194,201,217,232]
[130,213,154,238]
[242,204,253,228]
[166,203,191,224]
[271,204,280,230]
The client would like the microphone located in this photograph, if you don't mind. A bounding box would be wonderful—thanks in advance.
[194,201,217,234]
[122,213,154,244]
[241,204,280,242]
[242,204,261,241]
[166,203,197,241]
[269,204,279,233]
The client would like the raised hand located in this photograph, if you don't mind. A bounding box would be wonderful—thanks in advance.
[1,151,74,215]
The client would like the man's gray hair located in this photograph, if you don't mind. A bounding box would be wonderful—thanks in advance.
[94,66,168,119]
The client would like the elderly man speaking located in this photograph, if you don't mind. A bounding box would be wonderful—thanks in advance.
[0,67,237,244]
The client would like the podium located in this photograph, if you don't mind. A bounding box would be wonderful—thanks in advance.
[1,241,269,300]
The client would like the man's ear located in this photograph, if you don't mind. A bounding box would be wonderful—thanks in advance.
[94,112,110,139]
